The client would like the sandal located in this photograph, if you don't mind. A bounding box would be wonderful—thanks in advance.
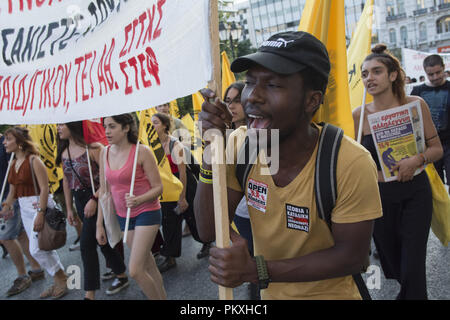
[40,285,55,299]
[52,284,68,299]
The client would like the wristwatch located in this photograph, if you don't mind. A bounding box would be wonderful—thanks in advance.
[255,255,271,289]
[37,207,43,213]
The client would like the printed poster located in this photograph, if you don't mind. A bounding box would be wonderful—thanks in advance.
[367,100,426,182]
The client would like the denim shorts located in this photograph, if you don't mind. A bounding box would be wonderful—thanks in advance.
[0,201,24,240]
[117,209,162,231]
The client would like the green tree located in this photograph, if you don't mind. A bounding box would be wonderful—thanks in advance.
[0,125,11,134]
[176,96,194,118]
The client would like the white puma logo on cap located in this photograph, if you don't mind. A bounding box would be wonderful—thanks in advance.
[261,38,295,48]
[276,38,295,47]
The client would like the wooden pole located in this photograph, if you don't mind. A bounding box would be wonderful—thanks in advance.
[208,0,233,301]
[85,147,96,195]
[357,87,367,143]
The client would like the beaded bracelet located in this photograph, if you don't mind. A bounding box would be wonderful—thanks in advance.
[200,166,213,176]
[199,175,213,184]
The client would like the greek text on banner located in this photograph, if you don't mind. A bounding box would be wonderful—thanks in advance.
[0,0,212,124]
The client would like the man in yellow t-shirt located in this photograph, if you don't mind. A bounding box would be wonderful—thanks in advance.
[194,31,382,300]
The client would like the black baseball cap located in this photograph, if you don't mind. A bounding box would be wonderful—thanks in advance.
[230,31,330,80]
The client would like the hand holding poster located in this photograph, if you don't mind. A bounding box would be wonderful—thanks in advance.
[368,100,426,182]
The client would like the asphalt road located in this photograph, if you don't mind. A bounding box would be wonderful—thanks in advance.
[0,220,449,300]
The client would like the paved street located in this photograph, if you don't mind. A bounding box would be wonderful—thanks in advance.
[0,220,449,300]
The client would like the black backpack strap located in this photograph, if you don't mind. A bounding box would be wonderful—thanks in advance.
[235,135,259,191]
[314,123,343,227]
[314,123,371,300]
[353,274,372,300]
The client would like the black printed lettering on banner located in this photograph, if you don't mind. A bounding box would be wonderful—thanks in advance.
[1,0,124,67]
[1,19,83,66]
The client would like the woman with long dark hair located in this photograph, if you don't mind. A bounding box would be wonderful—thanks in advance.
[353,44,443,299]
[56,121,128,300]
[97,113,166,299]
[1,127,67,299]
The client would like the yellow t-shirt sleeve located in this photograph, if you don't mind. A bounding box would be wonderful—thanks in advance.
[331,141,383,224]
[225,127,247,193]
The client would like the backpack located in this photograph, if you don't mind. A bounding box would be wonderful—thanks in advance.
[235,123,371,300]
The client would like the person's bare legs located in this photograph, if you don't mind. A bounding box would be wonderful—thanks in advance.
[126,225,166,299]
[145,249,166,299]
[0,239,27,276]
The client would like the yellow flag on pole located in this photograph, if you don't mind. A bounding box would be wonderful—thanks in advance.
[192,91,203,122]
[181,113,203,164]
[169,100,181,119]
[138,110,183,202]
[221,51,236,97]
[347,0,374,112]
[24,124,63,193]
[298,0,355,137]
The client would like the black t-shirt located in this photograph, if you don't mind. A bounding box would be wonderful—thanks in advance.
[411,80,450,143]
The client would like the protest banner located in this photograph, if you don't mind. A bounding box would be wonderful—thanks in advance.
[367,100,426,182]
[0,0,212,124]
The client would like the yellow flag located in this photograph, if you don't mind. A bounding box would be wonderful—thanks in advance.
[222,51,236,98]
[347,0,374,112]
[25,124,63,193]
[298,0,355,137]
[138,110,183,202]
[192,91,203,122]
[169,100,181,118]
[181,113,203,164]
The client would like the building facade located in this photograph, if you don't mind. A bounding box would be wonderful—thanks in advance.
[231,0,450,55]
[232,0,367,48]
[377,0,450,53]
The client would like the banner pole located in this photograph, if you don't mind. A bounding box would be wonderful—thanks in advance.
[0,153,14,202]
[208,0,233,301]
[85,147,96,195]
[123,141,140,243]
[357,88,367,144]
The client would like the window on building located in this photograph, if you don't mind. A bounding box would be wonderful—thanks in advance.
[386,0,395,16]
[400,26,408,45]
[417,0,425,9]
[437,16,450,33]
[389,28,397,44]
[397,0,405,14]
[419,22,427,41]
